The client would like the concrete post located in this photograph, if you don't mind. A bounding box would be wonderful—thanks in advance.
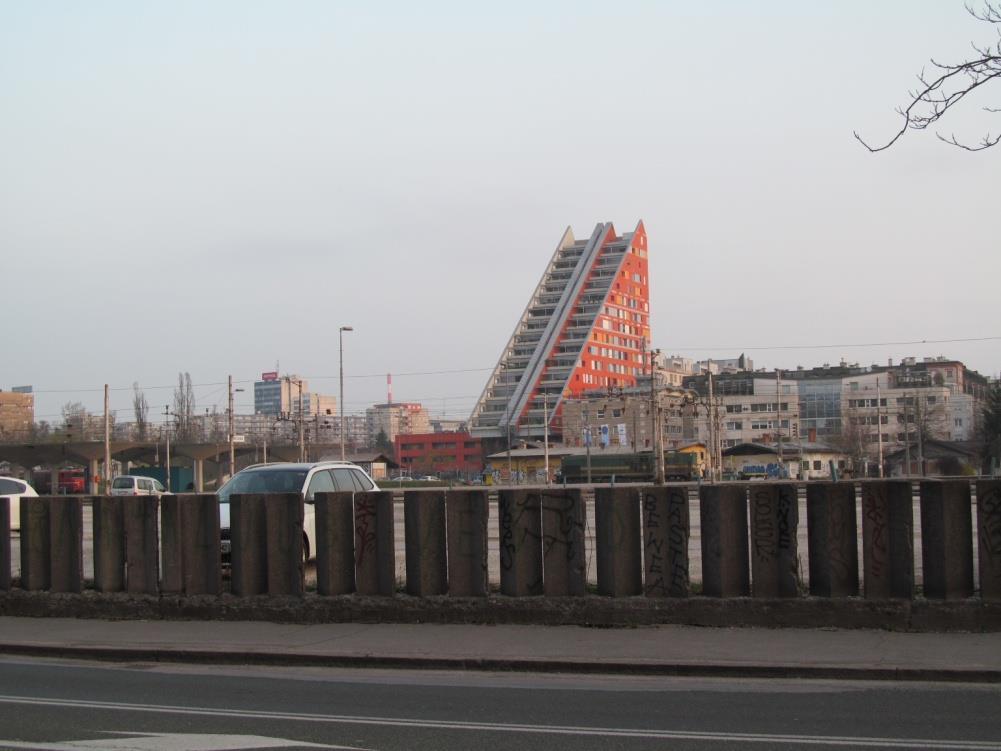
[700,484,750,598]
[93,496,125,592]
[498,489,543,597]
[193,458,204,493]
[595,487,642,597]
[315,491,355,596]
[49,497,83,593]
[977,480,1001,602]
[541,488,586,597]
[749,483,799,598]
[230,494,267,597]
[265,493,304,596]
[124,496,159,594]
[920,480,974,600]
[20,496,50,590]
[641,486,690,597]
[160,494,184,593]
[806,482,859,597]
[87,458,99,495]
[445,490,488,597]
[861,480,914,599]
[0,497,10,590]
[404,491,447,597]
[178,494,221,596]
[354,491,395,596]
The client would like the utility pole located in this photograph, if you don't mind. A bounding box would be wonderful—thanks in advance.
[707,364,716,482]
[228,375,235,479]
[103,384,111,493]
[904,393,912,476]
[298,379,305,463]
[542,391,550,485]
[775,369,783,477]
[339,325,353,461]
[163,405,172,492]
[876,378,884,478]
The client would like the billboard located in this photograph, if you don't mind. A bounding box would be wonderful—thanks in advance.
[261,371,279,382]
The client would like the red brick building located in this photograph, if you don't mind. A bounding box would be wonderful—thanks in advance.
[394,432,483,477]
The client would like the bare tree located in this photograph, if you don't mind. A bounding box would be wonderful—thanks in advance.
[856,2,1001,151]
[172,372,196,441]
[132,382,149,440]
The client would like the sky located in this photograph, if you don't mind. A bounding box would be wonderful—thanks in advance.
[2,1,998,429]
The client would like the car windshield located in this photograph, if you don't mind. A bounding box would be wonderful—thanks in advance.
[217,468,308,502]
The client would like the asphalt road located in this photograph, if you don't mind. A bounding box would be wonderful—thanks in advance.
[0,656,998,750]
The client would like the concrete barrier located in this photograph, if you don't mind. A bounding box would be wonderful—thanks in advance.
[404,491,447,597]
[541,489,586,597]
[124,496,159,594]
[230,494,267,596]
[161,494,221,596]
[0,497,10,591]
[20,496,50,591]
[315,491,356,596]
[265,493,304,597]
[861,481,914,599]
[595,487,642,597]
[700,485,750,598]
[48,497,83,594]
[920,480,974,600]
[445,490,489,597]
[750,483,799,598]
[498,490,542,597]
[978,479,1001,602]
[93,496,125,592]
[355,491,395,596]
[806,482,859,598]
[640,486,689,598]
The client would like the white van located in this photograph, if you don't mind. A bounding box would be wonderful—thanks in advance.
[110,475,166,496]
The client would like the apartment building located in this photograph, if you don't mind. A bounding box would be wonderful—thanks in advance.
[469,221,651,443]
[367,402,431,445]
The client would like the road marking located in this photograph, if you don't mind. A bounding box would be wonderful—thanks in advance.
[0,732,364,750]
[0,694,998,749]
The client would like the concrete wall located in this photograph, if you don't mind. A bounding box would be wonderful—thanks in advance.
[2,481,999,613]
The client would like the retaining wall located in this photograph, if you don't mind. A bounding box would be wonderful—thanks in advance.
[1,479,999,630]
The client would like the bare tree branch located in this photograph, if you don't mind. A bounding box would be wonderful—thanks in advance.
[856,2,1001,151]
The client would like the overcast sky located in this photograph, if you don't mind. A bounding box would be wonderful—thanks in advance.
[2,1,998,428]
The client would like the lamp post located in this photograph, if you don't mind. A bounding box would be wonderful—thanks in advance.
[339,325,353,461]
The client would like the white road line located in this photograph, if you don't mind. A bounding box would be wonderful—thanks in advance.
[0,694,997,750]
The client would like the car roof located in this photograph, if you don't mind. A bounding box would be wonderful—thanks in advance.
[238,461,365,473]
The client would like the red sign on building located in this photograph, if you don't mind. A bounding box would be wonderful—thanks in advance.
[261,371,279,381]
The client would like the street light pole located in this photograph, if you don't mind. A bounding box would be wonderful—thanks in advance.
[339,325,353,461]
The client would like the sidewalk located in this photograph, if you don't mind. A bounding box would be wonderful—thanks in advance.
[1,617,999,682]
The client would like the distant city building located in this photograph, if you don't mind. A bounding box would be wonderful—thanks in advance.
[693,354,753,375]
[366,402,431,444]
[469,221,651,443]
[253,372,337,418]
[431,418,466,433]
[0,388,34,439]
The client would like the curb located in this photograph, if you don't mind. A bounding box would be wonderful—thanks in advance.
[2,642,999,683]
[3,591,1001,632]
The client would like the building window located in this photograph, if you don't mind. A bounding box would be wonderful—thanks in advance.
[813,460,822,470]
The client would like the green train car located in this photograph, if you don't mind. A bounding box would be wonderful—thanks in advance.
[556,451,697,483]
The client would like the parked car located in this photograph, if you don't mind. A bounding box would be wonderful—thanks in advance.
[110,475,166,496]
[0,476,38,531]
[216,461,379,562]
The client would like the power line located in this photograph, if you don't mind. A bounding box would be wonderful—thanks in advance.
[670,336,1001,352]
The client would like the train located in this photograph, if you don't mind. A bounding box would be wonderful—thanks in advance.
[556,451,698,484]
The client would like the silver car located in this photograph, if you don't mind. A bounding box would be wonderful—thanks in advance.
[216,461,379,561]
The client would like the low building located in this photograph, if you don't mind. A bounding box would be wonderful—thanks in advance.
[394,432,483,478]
[721,442,846,480]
